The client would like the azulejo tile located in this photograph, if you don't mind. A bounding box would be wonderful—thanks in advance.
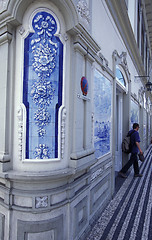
[23,11,63,159]
[94,70,112,158]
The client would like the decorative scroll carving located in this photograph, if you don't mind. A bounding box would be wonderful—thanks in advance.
[77,0,90,23]
[61,107,66,159]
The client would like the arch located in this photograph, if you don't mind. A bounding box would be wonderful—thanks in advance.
[5,0,79,31]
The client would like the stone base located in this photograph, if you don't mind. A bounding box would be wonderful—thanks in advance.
[0,157,112,240]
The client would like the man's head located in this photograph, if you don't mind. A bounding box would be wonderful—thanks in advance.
[133,123,139,130]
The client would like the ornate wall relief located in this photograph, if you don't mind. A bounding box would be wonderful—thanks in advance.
[77,0,90,24]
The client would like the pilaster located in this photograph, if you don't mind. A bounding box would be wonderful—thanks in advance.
[0,23,13,171]
[69,25,100,170]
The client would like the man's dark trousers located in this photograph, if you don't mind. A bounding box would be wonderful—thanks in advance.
[121,153,139,175]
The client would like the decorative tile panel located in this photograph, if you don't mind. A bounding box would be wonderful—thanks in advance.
[94,70,112,158]
[130,100,139,128]
[23,11,63,159]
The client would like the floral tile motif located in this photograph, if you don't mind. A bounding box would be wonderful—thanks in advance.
[23,11,63,159]
[32,43,57,77]
[94,70,112,158]
[34,144,50,159]
[31,80,55,107]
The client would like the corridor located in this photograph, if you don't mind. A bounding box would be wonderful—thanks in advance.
[86,145,152,240]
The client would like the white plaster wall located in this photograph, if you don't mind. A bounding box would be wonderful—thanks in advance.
[92,0,126,69]
[91,0,142,97]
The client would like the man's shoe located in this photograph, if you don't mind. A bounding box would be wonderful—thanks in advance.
[134,173,143,177]
[119,171,127,178]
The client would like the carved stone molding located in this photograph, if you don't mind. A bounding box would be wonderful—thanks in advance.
[77,0,90,24]
[17,104,26,161]
[61,107,66,159]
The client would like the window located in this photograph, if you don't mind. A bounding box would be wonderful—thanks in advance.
[116,66,126,87]
[23,11,63,159]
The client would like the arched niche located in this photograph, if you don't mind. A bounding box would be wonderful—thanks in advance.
[12,2,70,171]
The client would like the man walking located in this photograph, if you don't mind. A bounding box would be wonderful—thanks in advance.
[119,123,143,178]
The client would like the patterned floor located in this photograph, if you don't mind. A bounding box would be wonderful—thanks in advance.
[86,145,152,240]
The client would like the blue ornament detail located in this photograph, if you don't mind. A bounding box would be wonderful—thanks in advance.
[37,128,46,138]
[32,43,57,77]
[34,108,51,127]
[34,144,50,159]
[32,14,57,38]
[31,80,55,107]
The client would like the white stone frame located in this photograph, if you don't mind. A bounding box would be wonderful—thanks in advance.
[14,3,67,167]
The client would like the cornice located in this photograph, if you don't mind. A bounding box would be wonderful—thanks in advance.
[0,168,75,182]
[69,23,100,55]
